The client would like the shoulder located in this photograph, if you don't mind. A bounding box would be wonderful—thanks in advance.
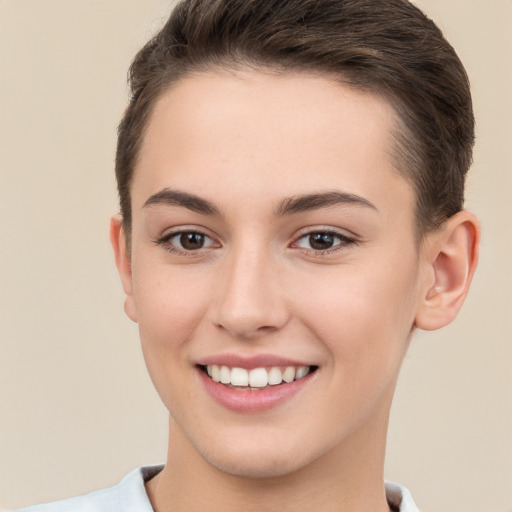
[385,482,420,512]
[13,465,163,512]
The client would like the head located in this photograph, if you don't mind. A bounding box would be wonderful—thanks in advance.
[116,0,474,245]
[110,0,479,484]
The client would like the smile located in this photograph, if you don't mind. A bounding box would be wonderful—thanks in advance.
[197,361,318,412]
[203,365,316,390]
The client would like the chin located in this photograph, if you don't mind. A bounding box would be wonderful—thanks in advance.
[206,451,305,479]
[192,431,324,480]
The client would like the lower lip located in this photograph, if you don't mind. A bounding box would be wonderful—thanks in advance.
[197,368,315,413]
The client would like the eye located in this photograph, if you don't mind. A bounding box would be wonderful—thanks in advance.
[156,230,218,253]
[294,231,355,252]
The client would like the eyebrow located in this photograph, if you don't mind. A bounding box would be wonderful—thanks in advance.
[143,188,377,217]
[274,191,377,216]
[143,189,221,216]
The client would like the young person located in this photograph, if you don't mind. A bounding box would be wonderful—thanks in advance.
[16,0,480,510]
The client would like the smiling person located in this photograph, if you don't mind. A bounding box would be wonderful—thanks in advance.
[15,1,479,511]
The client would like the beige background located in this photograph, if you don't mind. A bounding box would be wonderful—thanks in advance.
[0,0,510,510]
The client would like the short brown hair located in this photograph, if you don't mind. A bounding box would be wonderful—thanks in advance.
[116,0,474,238]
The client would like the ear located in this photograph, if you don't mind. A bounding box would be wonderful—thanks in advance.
[415,210,480,331]
[109,214,138,323]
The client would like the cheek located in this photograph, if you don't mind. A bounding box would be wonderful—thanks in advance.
[290,260,419,365]
[134,262,211,329]
[131,265,214,377]
[132,268,215,413]
[291,265,420,429]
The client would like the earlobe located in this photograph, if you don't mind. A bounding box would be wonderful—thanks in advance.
[415,211,480,331]
[109,215,138,323]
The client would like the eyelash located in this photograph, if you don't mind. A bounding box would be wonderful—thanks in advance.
[154,230,219,255]
[154,229,357,255]
[292,230,357,255]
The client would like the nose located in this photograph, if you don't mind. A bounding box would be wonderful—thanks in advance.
[211,245,290,340]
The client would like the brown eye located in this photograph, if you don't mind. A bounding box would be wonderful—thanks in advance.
[179,232,205,250]
[308,233,336,250]
[158,231,218,252]
[295,231,355,252]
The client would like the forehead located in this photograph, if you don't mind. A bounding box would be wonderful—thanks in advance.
[133,69,413,220]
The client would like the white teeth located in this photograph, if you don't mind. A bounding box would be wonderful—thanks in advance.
[230,367,249,386]
[220,365,231,384]
[296,366,309,379]
[211,365,220,382]
[249,368,268,388]
[205,364,312,388]
[268,367,283,385]
[282,366,295,383]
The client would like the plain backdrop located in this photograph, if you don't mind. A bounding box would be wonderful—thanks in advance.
[0,1,511,510]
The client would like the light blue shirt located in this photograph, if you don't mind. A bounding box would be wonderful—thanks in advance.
[14,465,420,511]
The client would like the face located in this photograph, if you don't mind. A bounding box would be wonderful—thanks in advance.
[115,69,433,478]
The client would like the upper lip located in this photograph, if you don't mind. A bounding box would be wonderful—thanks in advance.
[197,353,314,369]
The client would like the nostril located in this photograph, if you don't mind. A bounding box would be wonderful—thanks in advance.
[256,325,278,332]
[214,321,279,340]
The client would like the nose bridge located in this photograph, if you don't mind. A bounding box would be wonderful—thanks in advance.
[213,238,288,338]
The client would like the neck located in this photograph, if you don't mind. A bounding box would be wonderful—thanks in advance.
[146,413,392,512]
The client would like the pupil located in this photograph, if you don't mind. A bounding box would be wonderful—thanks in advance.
[180,233,204,250]
[309,233,334,250]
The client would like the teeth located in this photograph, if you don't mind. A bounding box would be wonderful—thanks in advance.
[205,364,312,388]
[296,366,309,379]
[249,368,268,388]
[282,367,295,383]
[268,367,282,385]
[220,365,231,384]
[230,367,249,386]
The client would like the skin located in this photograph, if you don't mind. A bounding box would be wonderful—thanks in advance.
[111,69,479,512]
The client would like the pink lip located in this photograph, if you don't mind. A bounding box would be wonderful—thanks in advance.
[198,353,311,369]
[196,366,316,413]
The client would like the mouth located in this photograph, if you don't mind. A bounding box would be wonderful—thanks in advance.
[199,364,318,391]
